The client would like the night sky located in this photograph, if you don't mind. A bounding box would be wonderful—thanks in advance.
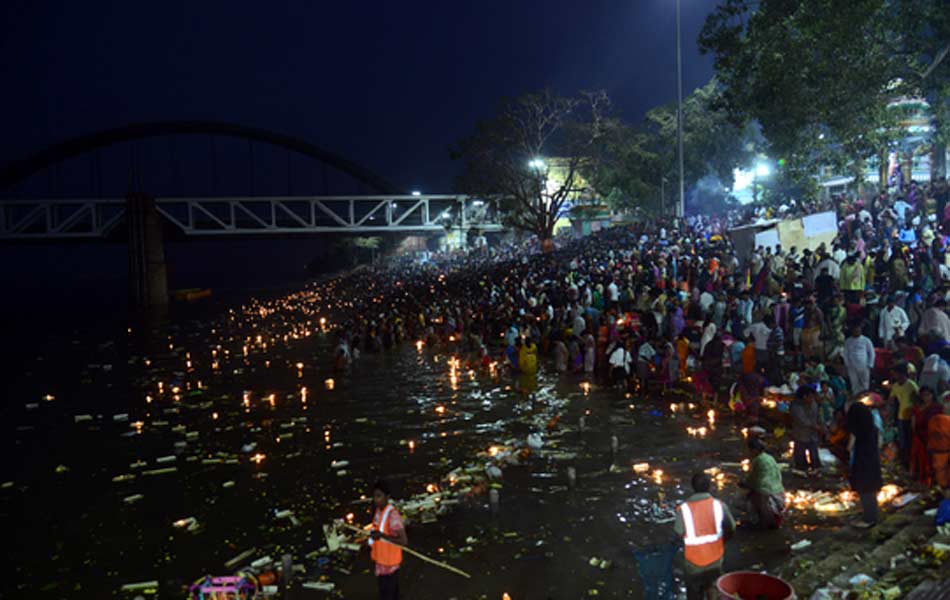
[1,0,718,192]
[0,1,721,326]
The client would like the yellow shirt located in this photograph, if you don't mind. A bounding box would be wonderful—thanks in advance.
[889,379,918,420]
[519,343,538,375]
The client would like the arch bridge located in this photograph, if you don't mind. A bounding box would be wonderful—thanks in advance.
[0,121,499,239]
[1,122,502,307]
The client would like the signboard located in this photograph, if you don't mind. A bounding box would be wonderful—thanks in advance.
[754,229,780,251]
[802,211,837,237]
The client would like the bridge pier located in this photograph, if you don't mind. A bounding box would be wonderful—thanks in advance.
[127,192,168,310]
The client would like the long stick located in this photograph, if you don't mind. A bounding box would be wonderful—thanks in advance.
[338,522,471,579]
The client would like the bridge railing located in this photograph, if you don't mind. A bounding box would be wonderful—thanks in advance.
[0,195,502,239]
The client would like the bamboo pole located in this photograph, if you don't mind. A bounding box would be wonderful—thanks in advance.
[337,522,471,579]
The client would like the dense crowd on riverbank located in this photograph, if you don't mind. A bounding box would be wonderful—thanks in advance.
[324,176,950,525]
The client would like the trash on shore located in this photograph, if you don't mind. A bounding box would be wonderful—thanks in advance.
[302,581,336,591]
[790,539,812,551]
[120,580,158,592]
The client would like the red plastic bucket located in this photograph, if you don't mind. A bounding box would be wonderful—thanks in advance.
[716,571,795,600]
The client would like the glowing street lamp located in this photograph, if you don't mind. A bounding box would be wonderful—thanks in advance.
[755,163,771,177]
[411,190,421,196]
[528,158,546,171]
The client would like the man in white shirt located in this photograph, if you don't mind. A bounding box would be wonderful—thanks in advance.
[894,198,911,225]
[813,255,840,283]
[832,245,847,265]
[572,311,587,337]
[919,300,950,343]
[745,316,773,372]
[878,296,909,348]
[699,290,715,315]
[843,323,876,393]
[637,339,656,382]
[607,280,620,309]
[919,349,950,393]
[609,338,634,386]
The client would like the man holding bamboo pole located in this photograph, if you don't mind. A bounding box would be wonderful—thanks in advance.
[368,479,408,600]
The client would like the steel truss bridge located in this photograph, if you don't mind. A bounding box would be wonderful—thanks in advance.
[0,194,500,239]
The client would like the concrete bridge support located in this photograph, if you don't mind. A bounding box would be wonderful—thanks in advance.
[127,192,168,310]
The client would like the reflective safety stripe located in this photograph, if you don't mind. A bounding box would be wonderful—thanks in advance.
[367,504,394,547]
[379,504,394,536]
[680,499,723,546]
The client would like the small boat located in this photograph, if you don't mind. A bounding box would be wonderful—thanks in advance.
[171,288,212,302]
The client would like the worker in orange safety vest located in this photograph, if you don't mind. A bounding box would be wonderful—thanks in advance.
[368,479,408,600]
[674,472,736,600]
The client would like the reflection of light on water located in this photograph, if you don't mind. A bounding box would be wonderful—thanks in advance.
[633,462,650,473]
[877,484,900,504]
[250,453,266,465]
[300,387,308,403]
[416,340,424,352]
[707,409,716,427]
[652,469,664,484]
[435,405,446,415]
[687,426,708,437]
[580,382,591,395]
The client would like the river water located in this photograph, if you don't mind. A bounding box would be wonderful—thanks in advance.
[4,277,845,600]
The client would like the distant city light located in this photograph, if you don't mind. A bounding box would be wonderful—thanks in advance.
[411,190,421,196]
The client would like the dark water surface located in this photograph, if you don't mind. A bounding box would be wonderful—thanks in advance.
[4,279,845,600]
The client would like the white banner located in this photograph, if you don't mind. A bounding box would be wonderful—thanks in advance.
[802,211,837,237]
[755,229,780,250]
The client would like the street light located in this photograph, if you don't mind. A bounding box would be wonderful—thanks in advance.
[411,190,421,196]
[675,0,685,218]
[528,157,546,170]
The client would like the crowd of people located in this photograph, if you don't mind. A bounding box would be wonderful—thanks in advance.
[329,178,950,499]
[323,176,950,598]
